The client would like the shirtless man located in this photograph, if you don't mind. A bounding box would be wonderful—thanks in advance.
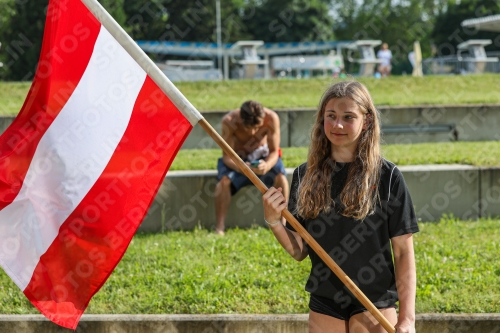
[215,100,289,235]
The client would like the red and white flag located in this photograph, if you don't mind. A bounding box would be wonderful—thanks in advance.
[0,0,201,329]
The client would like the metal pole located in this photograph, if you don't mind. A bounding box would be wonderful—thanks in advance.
[264,51,270,79]
[224,52,229,80]
[216,0,223,78]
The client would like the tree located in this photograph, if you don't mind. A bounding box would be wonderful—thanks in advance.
[123,0,170,40]
[124,0,244,42]
[245,0,334,43]
[124,0,334,43]
[1,0,47,81]
[100,0,127,26]
[1,0,127,81]
[431,0,500,57]
[137,0,253,43]
[0,0,17,79]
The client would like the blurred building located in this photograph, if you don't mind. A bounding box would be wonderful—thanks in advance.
[137,40,350,81]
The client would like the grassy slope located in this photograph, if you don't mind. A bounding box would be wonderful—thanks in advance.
[0,82,31,116]
[2,75,500,115]
[175,75,500,111]
[170,141,500,170]
[416,217,500,313]
[1,218,500,314]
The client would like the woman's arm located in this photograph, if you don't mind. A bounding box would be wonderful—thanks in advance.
[392,233,416,333]
[262,187,308,261]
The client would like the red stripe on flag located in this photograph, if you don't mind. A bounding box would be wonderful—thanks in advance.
[0,0,100,209]
[23,77,192,329]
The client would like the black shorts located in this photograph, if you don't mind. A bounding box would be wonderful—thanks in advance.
[309,294,397,321]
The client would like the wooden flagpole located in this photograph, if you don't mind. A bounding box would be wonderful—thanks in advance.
[81,1,395,331]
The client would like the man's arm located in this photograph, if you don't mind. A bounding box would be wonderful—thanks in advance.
[221,115,242,172]
[256,109,280,174]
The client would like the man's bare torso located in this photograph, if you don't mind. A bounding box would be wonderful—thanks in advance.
[222,107,276,159]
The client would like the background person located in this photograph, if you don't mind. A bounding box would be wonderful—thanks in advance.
[262,81,418,333]
[215,100,288,235]
[377,43,393,77]
[408,51,415,69]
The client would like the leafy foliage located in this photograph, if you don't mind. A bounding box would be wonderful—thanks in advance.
[0,0,16,80]
[153,0,253,43]
[1,0,127,81]
[123,0,173,40]
[244,0,334,43]
[0,0,46,81]
[431,0,500,57]
[124,0,334,43]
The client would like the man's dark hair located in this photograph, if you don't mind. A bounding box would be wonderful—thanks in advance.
[240,100,264,127]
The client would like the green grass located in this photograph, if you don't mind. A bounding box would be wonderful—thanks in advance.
[170,141,500,170]
[1,218,500,314]
[381,141,500,166]
[2,75,500,115]
[0,82,31,116]
[415,216,500,313]
[0,226,310,314]
[176,75,500,111]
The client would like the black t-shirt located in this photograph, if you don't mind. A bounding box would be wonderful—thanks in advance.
[286,159,419,308]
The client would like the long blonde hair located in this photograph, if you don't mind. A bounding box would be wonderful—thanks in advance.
[297,81,382,220]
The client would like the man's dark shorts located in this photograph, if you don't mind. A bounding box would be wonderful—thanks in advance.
[217,157,287,195]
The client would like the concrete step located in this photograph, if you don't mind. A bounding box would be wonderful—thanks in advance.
[1,314,499,333]
[182,104,500,148]
[1,104,499,150]
[139,165,500,232]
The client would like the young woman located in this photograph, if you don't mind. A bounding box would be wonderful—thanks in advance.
[262,81,418,333]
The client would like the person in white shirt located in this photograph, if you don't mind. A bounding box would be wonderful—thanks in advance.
[377,43,392,77]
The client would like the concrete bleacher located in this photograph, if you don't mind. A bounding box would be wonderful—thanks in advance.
[139,165,500,232]
[0,104,497,231]
[0,104,497,149]
[2,313,500,332]
[178,104,500,149]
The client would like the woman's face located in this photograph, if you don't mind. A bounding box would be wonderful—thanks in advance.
[323,97,366,152]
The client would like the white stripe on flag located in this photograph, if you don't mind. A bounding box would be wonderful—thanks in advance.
[0,26,147,290]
